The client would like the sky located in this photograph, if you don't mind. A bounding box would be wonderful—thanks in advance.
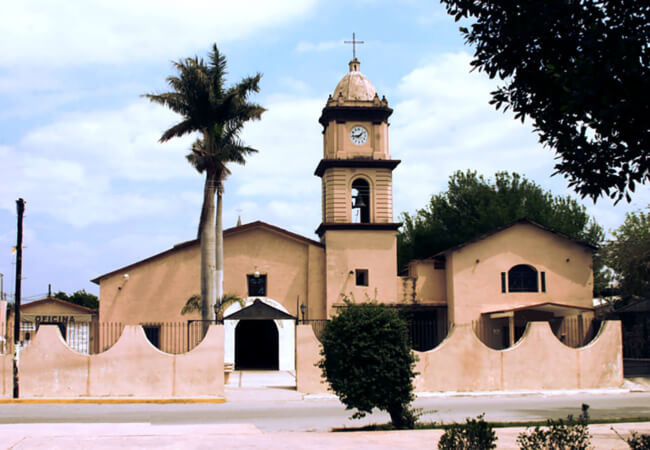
[1,0,648,302]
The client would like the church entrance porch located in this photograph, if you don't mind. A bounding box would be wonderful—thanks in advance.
[224,298,296,372]
[235,320,279,370]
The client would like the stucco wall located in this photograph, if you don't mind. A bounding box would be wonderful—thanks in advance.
[448,223,594,324]
[99,226,326,324]
[405,260,447,303]
[3,324,224,398]
[324,229,397,313]
[295,324,328,394]
[295,320,623,394]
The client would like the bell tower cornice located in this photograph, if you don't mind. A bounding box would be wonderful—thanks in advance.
[318,104,393,131]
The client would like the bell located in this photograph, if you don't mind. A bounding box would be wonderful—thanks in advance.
[353,195,366,208]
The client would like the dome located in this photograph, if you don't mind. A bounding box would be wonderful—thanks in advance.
[332,59,377,102]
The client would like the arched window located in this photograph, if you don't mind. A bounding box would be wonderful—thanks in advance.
[351,178,370,223]
[508,265,538,292]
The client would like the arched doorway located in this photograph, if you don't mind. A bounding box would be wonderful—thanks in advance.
[234,320,279,370]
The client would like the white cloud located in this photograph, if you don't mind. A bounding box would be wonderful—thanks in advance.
[390,52,554,215]
[295,40,343,53]
[0,0,319,68]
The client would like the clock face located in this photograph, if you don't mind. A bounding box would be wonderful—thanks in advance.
[350,126,368,145]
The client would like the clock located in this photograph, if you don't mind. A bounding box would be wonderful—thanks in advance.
[349,126,368,145]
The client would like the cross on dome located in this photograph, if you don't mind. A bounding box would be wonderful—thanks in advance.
[344,32,364,60]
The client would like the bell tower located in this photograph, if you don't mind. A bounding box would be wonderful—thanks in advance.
[315,57,401,314]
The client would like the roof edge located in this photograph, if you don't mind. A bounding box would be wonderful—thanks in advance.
[91,221,322,284]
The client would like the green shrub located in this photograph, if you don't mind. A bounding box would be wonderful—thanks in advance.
[318,300,418,429]
[517,405,592,450]
[625,431,650,450]
[438,414,497,450]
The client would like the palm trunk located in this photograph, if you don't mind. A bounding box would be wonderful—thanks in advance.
[200,172,218,335]
[215,182,224,316]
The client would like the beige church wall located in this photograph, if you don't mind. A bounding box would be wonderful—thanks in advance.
[295,324,329,394]
[322,167,393,223]
[324,230,397,314]
[1,324,224,398]
[447,223,594,325]
[405,260,447,304]
[99,242,200,324]
[307,245,327,320]
[97,226,326,325]
[223,228,324,317]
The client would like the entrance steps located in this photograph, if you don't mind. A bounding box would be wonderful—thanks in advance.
[225,370,303,402]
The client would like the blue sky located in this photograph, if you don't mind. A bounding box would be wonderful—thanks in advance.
[1,0,648,301]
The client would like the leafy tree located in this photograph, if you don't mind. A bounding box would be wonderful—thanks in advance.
[146,44,264,328]
[398,171,604,273]
[440,1,650,202]
[53,290,99,310]
[318,300,418,429]
[602,207,650,300]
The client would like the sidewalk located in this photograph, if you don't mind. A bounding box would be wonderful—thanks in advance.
[2,422,649,449]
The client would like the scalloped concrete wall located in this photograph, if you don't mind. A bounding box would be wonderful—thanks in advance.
[2,324,224,398]
[296,321,623,394]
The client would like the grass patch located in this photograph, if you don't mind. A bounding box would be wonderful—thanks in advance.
[332,416,650,432]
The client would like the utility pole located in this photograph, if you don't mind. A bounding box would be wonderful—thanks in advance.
[13,198,25,399]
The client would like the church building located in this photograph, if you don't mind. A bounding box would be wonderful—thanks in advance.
[92,58,596,371]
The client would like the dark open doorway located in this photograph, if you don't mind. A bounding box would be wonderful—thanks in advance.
[235,320,279,370]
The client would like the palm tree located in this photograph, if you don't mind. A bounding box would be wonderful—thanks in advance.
[181,293,245,321]
[145,44,264,330]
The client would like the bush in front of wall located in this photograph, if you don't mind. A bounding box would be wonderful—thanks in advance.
[437,414,497,450]
[625,431,650,450]
[516,409,592,450]
[318,299,418,429]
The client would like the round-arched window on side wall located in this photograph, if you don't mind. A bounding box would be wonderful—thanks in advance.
[508,264,538,292]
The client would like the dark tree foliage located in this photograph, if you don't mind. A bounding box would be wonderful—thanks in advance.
[398,171,604,288]
[318,301,418,429]
[53,290,99,310]
[602,208,650,300]
[440,0,650,202]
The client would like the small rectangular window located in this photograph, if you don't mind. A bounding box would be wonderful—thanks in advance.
[501,272,506,293]
[541,272,546,293]
[247,274,267,297]
[355,269,369,286]
[433,259,445,270]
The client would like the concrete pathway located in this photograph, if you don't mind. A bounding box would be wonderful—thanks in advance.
[2,422,649,449]
[225,370,303,402]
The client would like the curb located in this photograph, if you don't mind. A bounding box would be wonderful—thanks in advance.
[0,397,226,404]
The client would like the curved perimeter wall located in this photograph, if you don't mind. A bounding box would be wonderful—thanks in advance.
[296,321,623,394]
[1,325,224,398]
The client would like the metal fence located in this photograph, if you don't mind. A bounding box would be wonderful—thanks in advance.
[95,322,212,354]
[473,315,601,350]
[300,318,448,351]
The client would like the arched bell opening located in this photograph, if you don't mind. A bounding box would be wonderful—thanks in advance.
[351,178,370,223]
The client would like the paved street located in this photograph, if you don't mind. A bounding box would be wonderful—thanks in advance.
[0,372,649,448]
[1,391,650,432]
